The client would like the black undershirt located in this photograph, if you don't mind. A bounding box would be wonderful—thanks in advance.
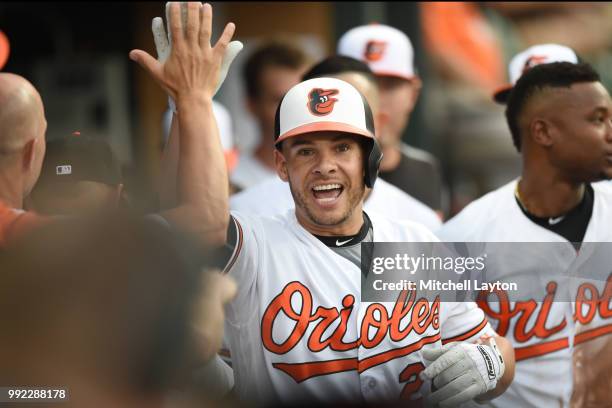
[515,184,594,249]
[313,212,372,248]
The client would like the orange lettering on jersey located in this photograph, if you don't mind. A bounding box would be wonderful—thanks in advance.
[477,281,566,345]
[309,295,358,352]
[261,282,441,383]
[574,273,612,325]
[399,362,425,404]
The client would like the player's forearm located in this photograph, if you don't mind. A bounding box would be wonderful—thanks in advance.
[159,111,180,209]
[482,335,515,399]
[166,94,230,246]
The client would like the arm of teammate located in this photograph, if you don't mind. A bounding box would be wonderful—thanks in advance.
[153,2,242,211]
[130,2,234,247]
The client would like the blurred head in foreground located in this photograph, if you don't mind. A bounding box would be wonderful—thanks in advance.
[0,213,236,408]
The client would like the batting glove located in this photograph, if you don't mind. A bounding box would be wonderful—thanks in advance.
[420,337,505,407]
[151,2,243,112]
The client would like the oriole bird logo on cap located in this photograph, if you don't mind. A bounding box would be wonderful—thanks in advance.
[363,40,387,62]
[522,55,548,74]
[308,88,339,116]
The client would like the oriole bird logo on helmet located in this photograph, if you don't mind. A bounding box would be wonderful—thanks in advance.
[307,88,338,116]
[363,40,387,62]
[522,55,548,74]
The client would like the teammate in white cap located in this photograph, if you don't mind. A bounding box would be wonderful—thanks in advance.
[338,23,444,216]
[492,43,579,104]
[172,66,517,404]
[437,61,612,407]
[230,56,442,231]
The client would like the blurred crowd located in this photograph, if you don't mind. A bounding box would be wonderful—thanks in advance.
[1,2,612,407]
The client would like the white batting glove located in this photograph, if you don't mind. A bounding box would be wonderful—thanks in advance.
[151,2,243,112]
[420,337,505,408]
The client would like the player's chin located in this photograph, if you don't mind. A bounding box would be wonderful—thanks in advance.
[595,163,612,180]
[307,204,350,226]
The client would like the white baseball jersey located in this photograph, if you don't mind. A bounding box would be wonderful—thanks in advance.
[230,176,442,231]
[224,209,493,405]
[230,155,276,190]
[436,179,612,408]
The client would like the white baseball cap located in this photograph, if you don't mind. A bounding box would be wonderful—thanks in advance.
[493,43,579,104]
[274,77,375,144]
[337,23,416,80]
[162,100,238,172]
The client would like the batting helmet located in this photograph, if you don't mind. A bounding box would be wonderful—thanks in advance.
[274,77,382,188]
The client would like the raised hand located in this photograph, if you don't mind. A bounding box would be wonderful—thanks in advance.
[151,2,243,111]
[130,2,236,104]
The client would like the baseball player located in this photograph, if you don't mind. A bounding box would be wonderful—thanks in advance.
[338,23,444,216]
[437,60,612,408]
[224,76,515,405]
[26,132,124,215]
[230,55,442,231]
[0,73,51,246]
[1,1,238,381]
[151,10,518,401]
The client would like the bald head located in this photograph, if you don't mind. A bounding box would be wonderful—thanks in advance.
[0,73,46,154]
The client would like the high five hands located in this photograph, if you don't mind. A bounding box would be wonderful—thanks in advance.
[130,2,241,106]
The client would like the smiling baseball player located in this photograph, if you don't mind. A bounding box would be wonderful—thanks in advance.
[146,37,516,404]
[437,60,612,407]
[220,76,515,406]
[139,5,515,404]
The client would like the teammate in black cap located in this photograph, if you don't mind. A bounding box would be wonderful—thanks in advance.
[27,132,124,215]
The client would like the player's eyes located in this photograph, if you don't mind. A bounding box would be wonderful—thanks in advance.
[336,143,350,152]
[591,114,607,124]
[297,148,314,156]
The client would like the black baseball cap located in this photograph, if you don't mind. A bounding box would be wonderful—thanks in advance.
[38,132,122,186]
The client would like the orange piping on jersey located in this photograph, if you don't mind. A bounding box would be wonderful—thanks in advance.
[515,337,569,361]
[442,317,489,344]
[574,323,612,345]
[272,333,441,383]
[273,357,357,383]
[358,333,441,372]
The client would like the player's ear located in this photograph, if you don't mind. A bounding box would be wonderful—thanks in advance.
[21,138,37,172]
[274,148,289,182]
[375,111,390,138]
[406,76,422,110]
[530,118,554,148]
[246,96,258,116]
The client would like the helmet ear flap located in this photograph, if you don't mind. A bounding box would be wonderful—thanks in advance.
[364,137,382,188]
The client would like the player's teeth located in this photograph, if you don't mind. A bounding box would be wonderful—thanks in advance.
[313,184,341,191]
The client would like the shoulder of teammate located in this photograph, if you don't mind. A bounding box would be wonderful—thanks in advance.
[0,202,52,247]
[592,180,612,200]
[368,179,441,230]
[230,177,292,215]
[399,142,441,169]
[436,180,518,241]
[368,210,440,242]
